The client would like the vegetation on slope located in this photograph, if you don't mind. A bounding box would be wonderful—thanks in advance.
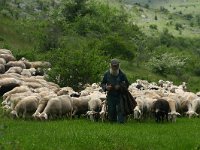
[0,0,200,92]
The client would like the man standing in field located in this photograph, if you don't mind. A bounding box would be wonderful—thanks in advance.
[101,59,130,123]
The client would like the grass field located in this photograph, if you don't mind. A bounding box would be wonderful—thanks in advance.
[1,107,200,150]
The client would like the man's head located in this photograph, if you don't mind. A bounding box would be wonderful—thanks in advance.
[110,59,120,70]
[110,59,120,76]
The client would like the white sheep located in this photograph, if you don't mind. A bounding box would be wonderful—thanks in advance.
[71,96,91,118]
[5,67,23,74]
[10,95,41,118]
[3,85,31,100]
[32,93,57,119]
[39,95,72,120]
[5,61,26,70]
[0,54,16,62]
[0,49,12,55]
[0,58,6,64]
[87,98,102,122]
[0,64,5,74]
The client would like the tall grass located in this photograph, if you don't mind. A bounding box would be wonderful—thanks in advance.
[1,107,200,150]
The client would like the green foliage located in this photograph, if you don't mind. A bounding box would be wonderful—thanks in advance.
[159,6,168,13]
[184,13,193,20]
[154,15,158,20]
[159,28,174,47]
[47,48,108,90]
[100,34,135,60]
[147,52,187,76]
[175,23,183,30]
[149,24,157,30]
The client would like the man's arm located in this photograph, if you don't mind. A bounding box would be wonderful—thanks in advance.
[101,72,107,92]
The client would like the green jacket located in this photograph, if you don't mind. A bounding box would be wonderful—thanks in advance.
[101,69,130,97]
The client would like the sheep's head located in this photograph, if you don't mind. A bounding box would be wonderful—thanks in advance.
[32,112,41,119]
[134,106,141,120]
[39,113,48,120]
[10,110,18,118]
[168,112,181,122]
[186,111,199,118]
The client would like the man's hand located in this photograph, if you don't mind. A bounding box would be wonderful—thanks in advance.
[114,85,120,90]
[106,85,112,91]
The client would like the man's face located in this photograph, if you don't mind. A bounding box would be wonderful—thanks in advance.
[111,64,119,71]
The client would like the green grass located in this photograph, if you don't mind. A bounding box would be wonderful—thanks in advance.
[1,106,200,150]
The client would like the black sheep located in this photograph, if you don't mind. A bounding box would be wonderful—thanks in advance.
[152,99,170,123]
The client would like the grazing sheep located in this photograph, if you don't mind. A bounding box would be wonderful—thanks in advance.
[0,78,22,95]
[99,100,108,122]
[87,98,102,122]
[30,61,51,69]
[57,87,75,96]
[0,58,6,64]
[152,99,170,123]
[5,67,23,74]
[0,54,16,62]
[20,57,31,69]
[21,68,36,77]
[10,95,41,118]
[185,98,200,118]
[5,61,26,71]
[3,85,31,100]
[32,93,57,119]
[71,96,91,118]
[0,64,5,74]
[0,49,12,55]
[39,95,72,120]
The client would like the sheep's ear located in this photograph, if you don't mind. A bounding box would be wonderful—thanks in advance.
[168,112,171,115]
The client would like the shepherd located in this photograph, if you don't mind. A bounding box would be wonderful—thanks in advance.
[101,58,136,123]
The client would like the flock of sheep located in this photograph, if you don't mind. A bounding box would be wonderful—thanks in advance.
[1,48,200,123]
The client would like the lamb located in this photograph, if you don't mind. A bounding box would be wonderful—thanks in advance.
[39,95,73,120]
[10,95,41,118]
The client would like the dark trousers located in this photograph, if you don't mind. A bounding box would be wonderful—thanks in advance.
[107,95,124,123]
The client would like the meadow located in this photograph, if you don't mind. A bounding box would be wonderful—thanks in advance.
[1,106,200,150]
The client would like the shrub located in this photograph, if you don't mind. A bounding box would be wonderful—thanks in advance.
[175,23,183,30]
[149,24,157,30]
[147,53,187,76]
[47,48,108,90]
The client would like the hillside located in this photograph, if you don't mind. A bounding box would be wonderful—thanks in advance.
[0,0,200,92]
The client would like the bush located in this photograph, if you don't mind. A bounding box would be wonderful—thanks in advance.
[149,24,157,30]
[100,34,135,60]
[47,48,108,90]
[147,53,187,76]
[175,23,183,30]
